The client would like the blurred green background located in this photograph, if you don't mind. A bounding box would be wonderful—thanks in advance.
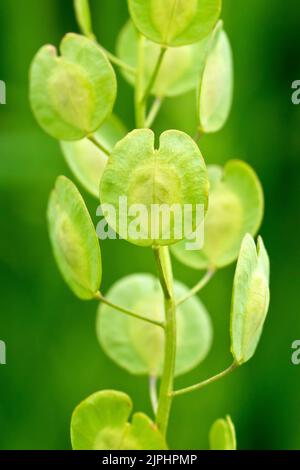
[0,0,300,450]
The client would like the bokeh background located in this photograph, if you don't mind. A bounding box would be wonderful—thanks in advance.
[0,0,300,450]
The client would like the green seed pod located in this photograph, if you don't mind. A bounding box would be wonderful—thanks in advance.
[209,415,236,450]
[198,22,234,133]
[97,274,213,377]
[100,129,209,247]
[30,33,117,140]
[71,390,167,450]
[230,234,270,365]
[47,176,102,300]
[117,20,211,97]
[171,160,264,269]
[128,0,222,47]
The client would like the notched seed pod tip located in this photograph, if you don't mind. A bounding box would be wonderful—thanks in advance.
[100,129,209,247]
[71,390,168,450]
[30,33,117,140]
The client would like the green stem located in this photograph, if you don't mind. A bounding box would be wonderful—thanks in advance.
[73,0,94,38]
[87,135,110,157]
[99,45,136,75]
[193,128,203,143]
[141,47,167,104]
[73,0,135,75]
[176,269,216,306]
[145,97,163,128]
[135,34,146,128]
[96,292,165,329]
[172,362,238,397]
[154,247,176,437]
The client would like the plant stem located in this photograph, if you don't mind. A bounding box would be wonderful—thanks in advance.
[176,269,216,306]
[172,362,238,397]
[141,47,167,104]
[87,135,110,157]
[149,376,158,415]
[96,292,165,329]
[153,247,177,438]
[99,45,136,75]
[73,0,135,75]
[135,34,146,128]
[145,97,163,128]
[153,246,172,299]
[193,128,203,142]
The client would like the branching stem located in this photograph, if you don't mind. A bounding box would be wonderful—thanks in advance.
[73,0,135,75]
[172,362,238,397]
[87,134,110,157]
[99,46,136,75]
[96,292,165,329]
[176,269,216,306]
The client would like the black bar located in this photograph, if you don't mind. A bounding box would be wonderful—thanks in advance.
[0,450,298,467]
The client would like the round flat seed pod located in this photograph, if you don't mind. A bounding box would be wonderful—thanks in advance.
[128,0,222,47]
[100,129,209,247]
[171,160,264,270]
[96,274,213,377]
[30,33,117,140]
[117,21,211,97]
[71,390,167,450]
[47,176,102,300]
